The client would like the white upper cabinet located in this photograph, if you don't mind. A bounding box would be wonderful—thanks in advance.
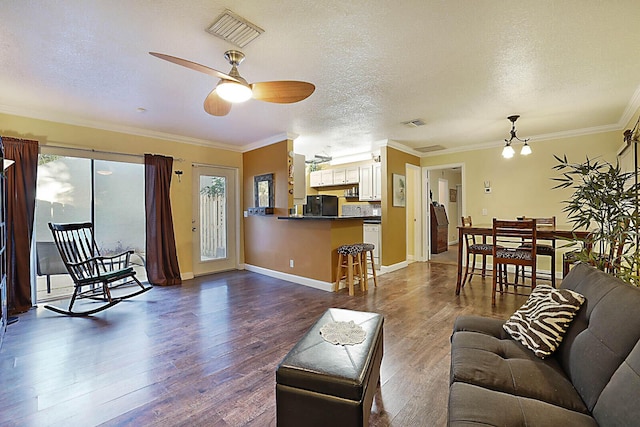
[359,163,381,201]
[321,170,334,186]
[345,167,360,184]
[309,166,359,187]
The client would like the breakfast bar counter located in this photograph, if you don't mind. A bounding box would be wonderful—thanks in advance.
[273,215,380,291]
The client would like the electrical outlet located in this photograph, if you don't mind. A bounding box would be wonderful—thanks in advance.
[289,259,294,268]
[243,211,248,217]
[482,208,488,216]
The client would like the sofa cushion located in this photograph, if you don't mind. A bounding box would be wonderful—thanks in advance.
[503,284,585,358]
[557,263,640,412]
[451,329,588,413]
[448,382,598,427]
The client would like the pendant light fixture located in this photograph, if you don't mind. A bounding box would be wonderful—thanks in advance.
[502,115,531,158]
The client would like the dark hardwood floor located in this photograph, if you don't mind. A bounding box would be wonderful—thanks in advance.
[0,261,527,426]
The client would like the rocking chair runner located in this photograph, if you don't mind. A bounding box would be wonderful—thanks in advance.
[44,222,152,316]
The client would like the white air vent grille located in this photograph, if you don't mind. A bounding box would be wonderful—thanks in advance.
[206,10,264,48]
[415,145,445,153]
[402,119,426,127]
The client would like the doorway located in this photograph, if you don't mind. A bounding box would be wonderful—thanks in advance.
[192,165,238,275]
[424,163,464,262]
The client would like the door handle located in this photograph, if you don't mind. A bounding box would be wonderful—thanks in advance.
[192,227,196,232]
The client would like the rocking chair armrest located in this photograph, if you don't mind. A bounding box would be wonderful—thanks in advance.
[99,251,134,262]
[65,257,102,268]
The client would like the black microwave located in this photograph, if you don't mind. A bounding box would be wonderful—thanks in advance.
[304,195,338,216]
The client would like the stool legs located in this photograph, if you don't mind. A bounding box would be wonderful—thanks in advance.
[335,250,365,295]
[362,249,377,288]
[334,253,343,292]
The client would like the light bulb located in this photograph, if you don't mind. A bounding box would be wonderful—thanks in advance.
[520,143,532,155]
[216,81,252,103]
[502,144,515,159]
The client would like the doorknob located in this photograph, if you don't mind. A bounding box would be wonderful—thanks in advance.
[192,227,196,232]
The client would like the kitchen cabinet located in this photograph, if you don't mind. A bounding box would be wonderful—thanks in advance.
[359,163,381,201]
[309,170,335,187]
[333,167,360,185]
[309,170,322,187]
[310,167,359,187]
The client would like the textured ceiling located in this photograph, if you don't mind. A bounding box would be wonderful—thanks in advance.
[2,1,640,160]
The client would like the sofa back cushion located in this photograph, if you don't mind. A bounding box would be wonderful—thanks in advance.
[558,263,640,415]
[592,340,640,426]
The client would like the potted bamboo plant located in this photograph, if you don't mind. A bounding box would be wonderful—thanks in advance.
[552,154,640,286]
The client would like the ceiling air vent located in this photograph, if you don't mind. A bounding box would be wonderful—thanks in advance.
[206,10,264,48]
[402,119,426,127]
[415,145,445,153]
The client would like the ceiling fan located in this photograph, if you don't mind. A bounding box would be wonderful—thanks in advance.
[149,50,315,116]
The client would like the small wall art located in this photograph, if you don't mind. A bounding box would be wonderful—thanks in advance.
[392,173,406,207]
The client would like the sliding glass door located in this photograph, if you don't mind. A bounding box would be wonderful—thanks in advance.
[34,154,146,302]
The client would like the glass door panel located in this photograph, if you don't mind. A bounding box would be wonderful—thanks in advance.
[94,160,147,282]
[192,166,236,275]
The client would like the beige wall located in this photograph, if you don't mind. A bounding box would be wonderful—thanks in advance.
[0,112,243,276]
[383,146,421,266]
[421,131,623,225]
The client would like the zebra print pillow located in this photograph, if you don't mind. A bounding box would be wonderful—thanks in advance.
[503,285,585,358]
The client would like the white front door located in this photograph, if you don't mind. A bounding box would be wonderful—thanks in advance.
[192,166,237,275]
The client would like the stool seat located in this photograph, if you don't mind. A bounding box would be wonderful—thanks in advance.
[337,244,363,256]
[357,243,375,252]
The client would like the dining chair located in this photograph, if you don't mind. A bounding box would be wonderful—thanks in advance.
[517,216,556,287]
[460,216,493,286]
[492,218,537,305]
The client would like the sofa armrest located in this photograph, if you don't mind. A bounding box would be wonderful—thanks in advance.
[452,315,510,340]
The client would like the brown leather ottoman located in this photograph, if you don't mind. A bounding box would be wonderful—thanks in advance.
[276,308,384,427]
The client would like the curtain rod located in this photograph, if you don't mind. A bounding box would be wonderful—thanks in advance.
[41,142,184,162]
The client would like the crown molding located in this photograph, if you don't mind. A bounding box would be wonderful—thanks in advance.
[0,104,246,152]
[241,132,298,153]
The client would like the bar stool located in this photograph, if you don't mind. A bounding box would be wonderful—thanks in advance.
[334,244,365,296]
[356,243,378,288]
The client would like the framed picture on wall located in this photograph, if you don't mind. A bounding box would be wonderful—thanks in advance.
[449,188,457,202]
[392,174,406,207]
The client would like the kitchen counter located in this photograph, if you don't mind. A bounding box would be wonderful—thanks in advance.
[278,215,381,221]
[270,215,379,290]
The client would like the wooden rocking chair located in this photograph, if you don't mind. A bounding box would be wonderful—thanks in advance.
[44,222,152,316]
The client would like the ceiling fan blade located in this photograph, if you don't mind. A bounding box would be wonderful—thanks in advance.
[251,81,315,104]
[149,52,240,83]
[203,89,232,116]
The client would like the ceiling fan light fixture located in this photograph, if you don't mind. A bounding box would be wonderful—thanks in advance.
[216,80,252,103]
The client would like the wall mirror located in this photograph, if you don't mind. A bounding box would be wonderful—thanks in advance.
[254,173,274,207]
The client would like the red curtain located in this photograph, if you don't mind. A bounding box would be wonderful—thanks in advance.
[144,154,181,285]
[4,137,38,314]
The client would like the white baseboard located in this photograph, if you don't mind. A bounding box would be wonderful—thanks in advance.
[380,260,409,274]
[244,264,334,292]
[181,272,195,281]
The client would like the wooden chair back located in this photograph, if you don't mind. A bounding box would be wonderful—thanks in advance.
[461,216,478,247]
[492,219,537,266]
[49,222,98,281]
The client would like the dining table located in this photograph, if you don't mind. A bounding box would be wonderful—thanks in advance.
[455,224,591,295]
